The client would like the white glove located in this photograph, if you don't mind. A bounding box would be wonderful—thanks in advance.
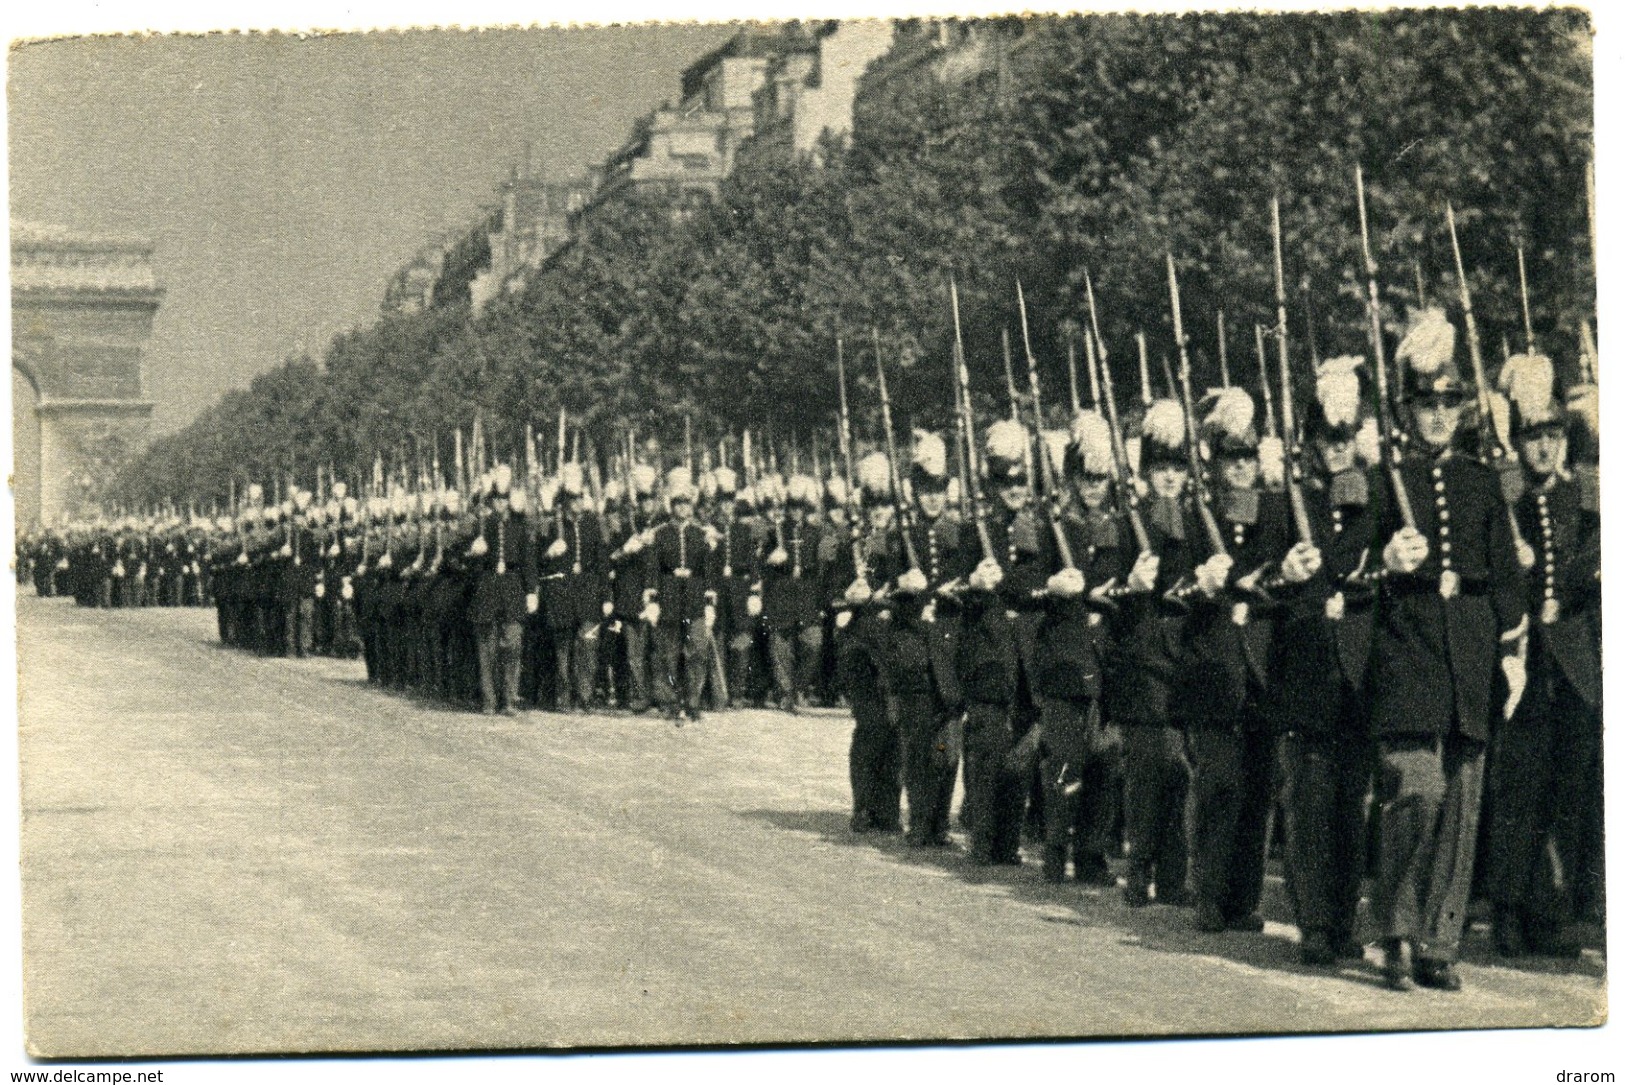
[602,600,614,618]
[1194,553,1235,597]
[546,537,569,559]
[1501,654,1527,720]
[640,603,661,626]
[112,561,126,578]
[704,604,716,631]
[354,562,368,576]
[1382,527,1429,575]
[1126,550,1160,593]
[279,544,292,558]
[1280,542,1323,585]
[844,578,873,606]
[968,558,1005,592]
[766,547,789,567]
[1515,539,1536,571]
[1046,567,1086,597]
[747,593,763,618]
[470,535,489,557]
[314,582,326,599]
[527,592,540,615]
[328,542,341,558]
[340,578,354,601]
[190,562,201,576]
[378,552,393,569]
[236,552,249,566]
[704,525,721,547]
[896,567,928,596]
[621,533,645,555]
[920,600,937,624]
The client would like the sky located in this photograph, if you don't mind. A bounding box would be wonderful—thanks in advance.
[8,24,733,432]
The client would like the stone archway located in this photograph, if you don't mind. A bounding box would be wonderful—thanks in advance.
[10,223,163,526]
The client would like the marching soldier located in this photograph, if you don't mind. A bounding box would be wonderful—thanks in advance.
[537,464,608,713]
[1034,412,1125,886]
[1485,352,1602,958]
[1113,399,1194,908]
[1370,309,1527,992]
[465,466,538,715]
[762,474,825,713]
[1179,387,1290,934]
[606,465,660,713]
[645,467,718,722]
[956,419,1046,866]
[1265,357,1378,966]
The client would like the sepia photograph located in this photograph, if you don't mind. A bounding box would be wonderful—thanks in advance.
[4,0,1614,1079]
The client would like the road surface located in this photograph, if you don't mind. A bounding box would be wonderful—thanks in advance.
[15,596,1606,1057]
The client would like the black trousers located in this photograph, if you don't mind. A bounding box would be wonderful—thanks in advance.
[1187,723,1275,922]
[897,693,956,843]
[849,682,901,830]
[1123,723,1189,899]
[1039,697,1121,878]
[1279,730,1370,942]
[1487,670,1602,931]
[964,701,1024,863]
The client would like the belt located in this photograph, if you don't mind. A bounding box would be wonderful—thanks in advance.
[1385,574,1489,598]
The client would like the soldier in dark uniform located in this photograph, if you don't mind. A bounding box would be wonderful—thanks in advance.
[1370,310,1527,992]
[956,419,1045,866]
[1179,387,1290,934]
[1113,399,1194,908]
[1485,353,1602,958]
[605,466,659,713]
[762,475,825,713]
[710,471,763,708]
[1264,357,1378,966]
[276,492,321,658]
[890,432,969,846]
[537,464,608,713]
[464,466,538,715]
[645,468,717,722]
[831,452,903,833]
[1033,412,1126,886]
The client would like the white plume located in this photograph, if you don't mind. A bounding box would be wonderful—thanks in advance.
[1315,355,1365,429]
[857,451,892,495]
[985,419,1028,462]
[1395,306,1456,378]
[912,429,948,478]
[1498,351,1557,427]
[1257,435,1285,489]
[1141,399,1185,448]
[1201,386,1256,443]
[1069,410,1115,477]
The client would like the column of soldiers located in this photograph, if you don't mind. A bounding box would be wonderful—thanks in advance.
[22,281,1600,1000]
[18,514,215,610]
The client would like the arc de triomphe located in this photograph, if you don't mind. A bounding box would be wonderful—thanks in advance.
[11,222,163,528]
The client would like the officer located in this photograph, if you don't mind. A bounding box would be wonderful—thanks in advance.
[1371,308,1527,992]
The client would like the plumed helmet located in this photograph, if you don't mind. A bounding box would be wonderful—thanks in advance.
[1064,410,1115,479]
[910,430,949,492]
[215,516,234,533]
[558,462,584,497]
[1498,352,1563,436]
[443,489,463,516]
[630,463,657,496]
[666,465,696,504]
[1139,399,1187,469]
[331,481,347,501]
[294,488,313,511]
[856,451,892,501]
[246,483,264,505]
[603,478,626,505]
[734,484,757,512]
[508,486,528,514]
[1200,387,1258,457]
[697,470,718,503]
[756,473,785,508]
[1396,307,1464,399]
[984,419,1029,484]
[712,465,738,496]
[490,462,515,498]
[1306,355,1366,440]
[786,473,821,509]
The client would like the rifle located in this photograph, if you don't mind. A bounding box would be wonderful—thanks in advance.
[1217,309,1231,388]
[1001,327,1020,422]
[1446,201,1529,551]
[1516,242,1536,353]
[834,334,866,576]
[1355,165,1416,530]
[1083,277,1152,553]
[1017,281,1075,569]
[1271,196,1314,546]
[874,328,923,572]
[1066,331,1082,416]
[1167,253,1229,559]
[950,277,997,563]
[1136,330,1153,407]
